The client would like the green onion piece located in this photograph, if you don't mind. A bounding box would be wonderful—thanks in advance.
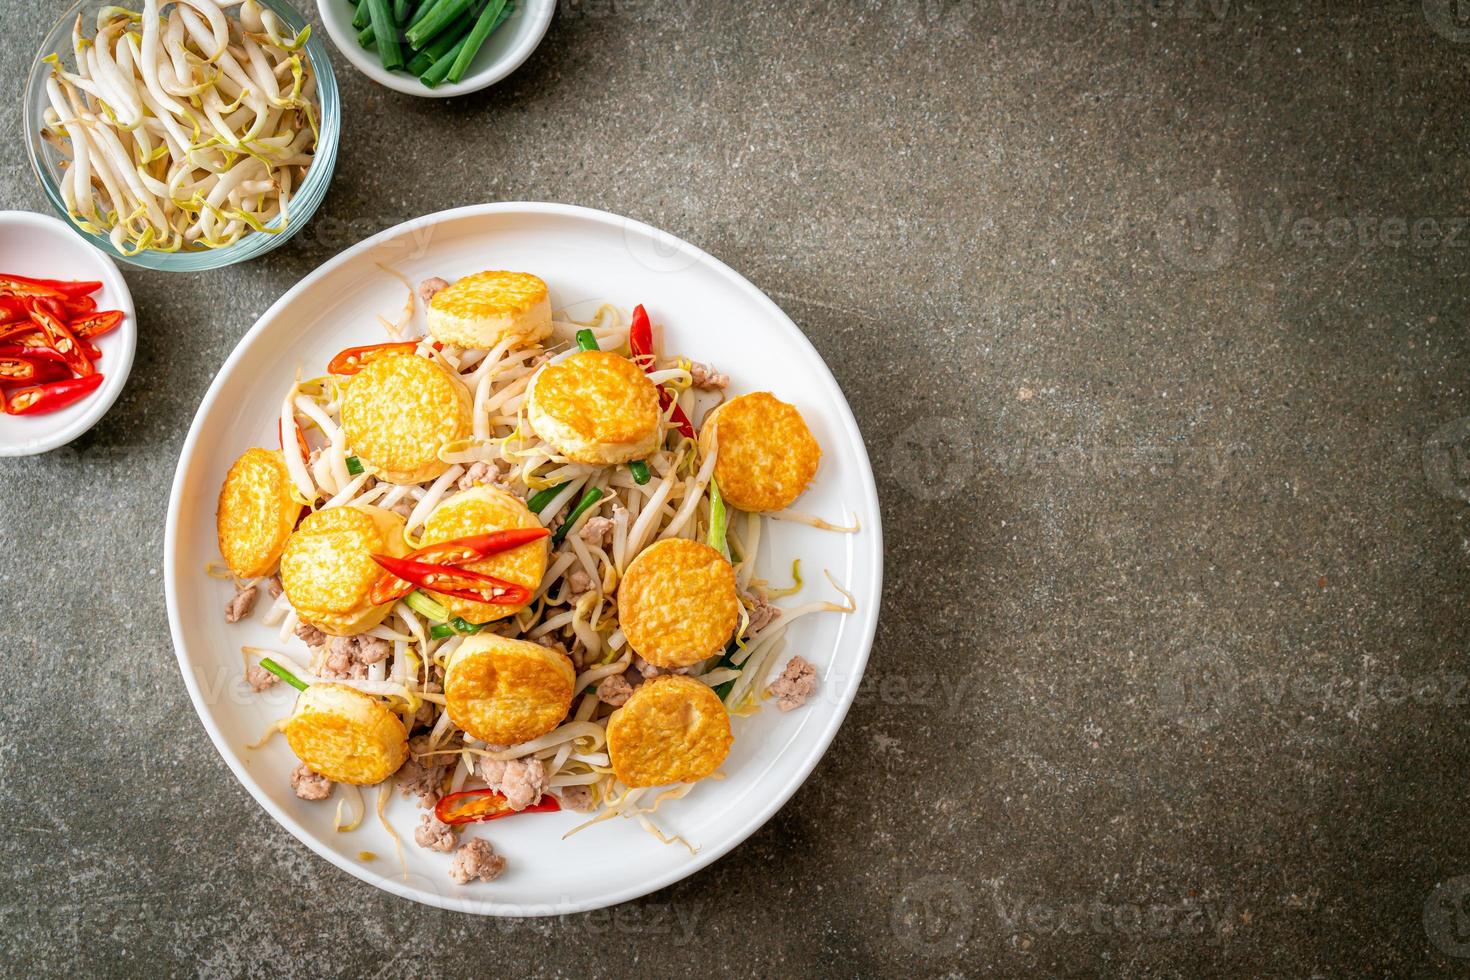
[365,0,403,69]
[352,0,371,30]
[445,0,506,83]
[358,23,376,46]
[419,32,470,86]
[430,616,488,640]
[708,476,728,559]
[394,0,415,23]
[346,455,364,475]
[259,657,309,693]
[527,481,570,515]
[628,460,651,485]
[553,487,604,544]
[404,590,449,622]
[406,7,474,72]
[407,0,472,48]
[710,640,742,701]
[575,328,599,352]
[405,0,443,31]
[451,616,489,634]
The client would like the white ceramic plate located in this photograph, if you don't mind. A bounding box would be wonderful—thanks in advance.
[164,202,882,915]
[0,211,135,457]
[317,0,554,98]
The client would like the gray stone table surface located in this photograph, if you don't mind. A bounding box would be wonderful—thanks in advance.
[2,0,1469,975]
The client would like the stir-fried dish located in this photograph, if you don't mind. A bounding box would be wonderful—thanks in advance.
[214,269,855,884]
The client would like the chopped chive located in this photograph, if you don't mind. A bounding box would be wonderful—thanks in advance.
[345,455,364,475]
[404,590,449,622]
[553,487,604,545]
[406,7,474,73]
[431,616,490,640]
[259,657,309,693]
[527,481,570,515]
[575,328,599,352]
[419,32,469,86]
[628,460,651,485]
[365,0,403,69]
[445,0,506,83]
[710,640,742,700]
[707,476,728,558]
[406,0,472,48]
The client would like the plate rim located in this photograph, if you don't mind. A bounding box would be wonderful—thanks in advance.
[163,201,884,915]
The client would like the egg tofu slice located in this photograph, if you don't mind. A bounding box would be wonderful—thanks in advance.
[340,352,472,486]
[284,683,409,785]
[444,634,575,745]
[427,271,553,350]
[698,392,821,513]
[526,351,661,465]
[607,675,732,787]
[216,448,301,579]
[421,486,547,624]
[280,505,408,636]
[618,538,739,669]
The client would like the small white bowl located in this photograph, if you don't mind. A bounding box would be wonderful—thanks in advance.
[317,0,553,97]
[0,211,136,457]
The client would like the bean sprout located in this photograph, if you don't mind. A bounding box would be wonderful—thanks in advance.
[42,1,318,254]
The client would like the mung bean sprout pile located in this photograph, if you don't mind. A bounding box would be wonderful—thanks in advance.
[40,0,319,255]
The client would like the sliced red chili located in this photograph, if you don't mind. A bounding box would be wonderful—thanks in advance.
[0,357,55,384]
[277,416,310,461]
[25,299,93,377]
[0,347,69,385]
[629,302,655,365]
[0,276,71,303]
[370,554,531,607]
[0,345,67,364]
[63,294,98,319]
[624,304,696,439]
[326,341,419,376]
[0,274,101,298]
[3,373,104,415]
[71,310,125,340]
[665,399,696,440]
[369,528,551,605]
[4,329,101,361]
[434,787,560,826]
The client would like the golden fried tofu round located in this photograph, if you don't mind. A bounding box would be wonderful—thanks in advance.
[339,352,472,486]
[216,448,300,579]
[280,505,407,636]
[618,538,739,669]
[526,351,661,464]
[607,675,732,787]
[284,683,409,785]
[699,392,821,513]
[421,486,547,624]
[427,271,553,350]
[444,634,575,745]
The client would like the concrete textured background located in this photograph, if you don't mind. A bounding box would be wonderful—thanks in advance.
[2,0,1469,975]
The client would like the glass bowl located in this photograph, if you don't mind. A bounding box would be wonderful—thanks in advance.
[22,0,340,271]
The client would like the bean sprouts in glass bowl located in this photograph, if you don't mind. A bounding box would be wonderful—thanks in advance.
[22,0,340,271]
